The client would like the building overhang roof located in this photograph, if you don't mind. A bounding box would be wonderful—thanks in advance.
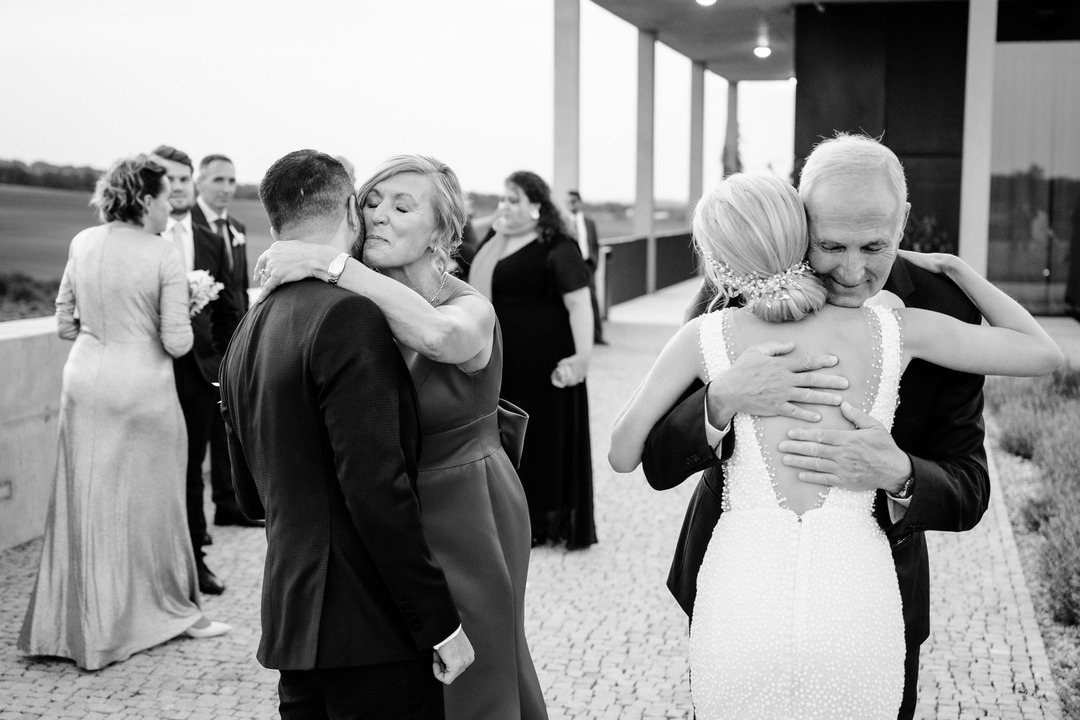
[588,0,938,82]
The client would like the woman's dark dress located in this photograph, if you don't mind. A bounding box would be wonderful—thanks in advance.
[404,283,548,720]
[490,235,597,548]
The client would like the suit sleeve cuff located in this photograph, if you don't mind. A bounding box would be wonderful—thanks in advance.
[433,624,462,650]
[704,392,731,453]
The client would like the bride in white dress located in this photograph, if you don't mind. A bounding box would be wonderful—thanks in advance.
[609,174,1062,719]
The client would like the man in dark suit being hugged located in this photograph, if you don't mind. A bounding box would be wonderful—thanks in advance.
[218,150,473,719]
[151,144,241,596]
[643,133,990,720]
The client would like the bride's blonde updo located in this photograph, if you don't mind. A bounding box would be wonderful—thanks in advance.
[692,174,827,323]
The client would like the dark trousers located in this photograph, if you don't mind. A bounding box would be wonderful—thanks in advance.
[174,355,217,564]
[209,411,239,515]
[278,657,444,720]
[898,642,920,720]
[586,263,603,342]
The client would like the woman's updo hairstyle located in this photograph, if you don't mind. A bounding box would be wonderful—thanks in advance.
[692,173,826,323]
[90,154,167,226]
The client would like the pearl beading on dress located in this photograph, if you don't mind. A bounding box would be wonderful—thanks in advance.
[690,305,907,719]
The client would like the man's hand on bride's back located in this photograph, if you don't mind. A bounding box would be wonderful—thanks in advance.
[707,341,848,429]
[778,401,913,494]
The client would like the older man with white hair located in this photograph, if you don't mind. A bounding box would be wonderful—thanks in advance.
[643,132,989,720]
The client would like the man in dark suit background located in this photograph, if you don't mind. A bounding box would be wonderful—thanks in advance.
[218,150,473,719]
[193,153,261,531]
[642,133,990,720]
[151,144,241,596]
[567,190,605,345]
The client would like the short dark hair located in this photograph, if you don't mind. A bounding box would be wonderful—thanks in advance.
[259,150,353,233]
[150,145,193,171]
[199,154,233,172]
[90,154,168,225]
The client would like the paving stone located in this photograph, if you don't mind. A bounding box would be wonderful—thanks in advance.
[0,312,1071,718]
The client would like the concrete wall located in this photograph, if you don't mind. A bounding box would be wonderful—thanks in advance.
[0,317,70,551]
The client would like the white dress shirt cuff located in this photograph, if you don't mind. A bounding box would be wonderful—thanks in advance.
[704,393,731,453]
[434,624,462,650]
[886,495,912,523]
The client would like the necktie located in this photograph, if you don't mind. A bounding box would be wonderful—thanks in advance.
[215,218,234,273]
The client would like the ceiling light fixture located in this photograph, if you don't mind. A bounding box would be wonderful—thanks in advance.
[754,20,771,59]
[696,0,718,6]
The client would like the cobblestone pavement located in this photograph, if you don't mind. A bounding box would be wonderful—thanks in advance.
[0,290,1071,719]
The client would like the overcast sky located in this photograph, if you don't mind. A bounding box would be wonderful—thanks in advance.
[0,0,795,202]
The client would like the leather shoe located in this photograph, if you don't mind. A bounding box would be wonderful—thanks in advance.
[184,618,232,639]
[198,565,226,595]
[214,508,265,528]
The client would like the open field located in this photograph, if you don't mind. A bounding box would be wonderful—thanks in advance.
[0,184,689,285]
[0,185,276,283]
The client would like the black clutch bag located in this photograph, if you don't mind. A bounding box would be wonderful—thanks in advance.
[497,398,529,468]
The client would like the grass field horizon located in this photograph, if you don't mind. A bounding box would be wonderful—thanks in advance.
[1,184,688,285]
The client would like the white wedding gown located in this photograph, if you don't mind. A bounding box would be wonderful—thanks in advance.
[689,305,906,719]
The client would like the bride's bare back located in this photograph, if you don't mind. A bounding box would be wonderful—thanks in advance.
[726,304,883,515]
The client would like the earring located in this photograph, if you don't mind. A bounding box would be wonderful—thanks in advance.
[529,208,540,221]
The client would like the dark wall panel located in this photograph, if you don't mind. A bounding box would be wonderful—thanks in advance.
[884,3,968,155]
[604,240,648,307]
[655,232,697,291]
[794,5,888,163]
[795,2,968,247]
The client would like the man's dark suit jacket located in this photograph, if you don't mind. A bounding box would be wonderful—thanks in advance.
[192,203,249,315]
[178,211,241,386]
[642,256,991,648]
[218,279,460,670]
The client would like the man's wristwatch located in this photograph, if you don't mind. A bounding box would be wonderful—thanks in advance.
[889,472,915,500]
[326,252,349,285]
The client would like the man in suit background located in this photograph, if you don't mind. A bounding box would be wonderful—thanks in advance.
[193,154,261,531]
[567,190,605,345]
[219,150,473,719]
[151,144,241,596]
[642,133,990,720]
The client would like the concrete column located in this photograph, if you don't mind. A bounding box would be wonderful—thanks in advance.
[553,0,581,201]
[636,29,657,291]
[958,0,998,275]
[689,61,706,215]
[723,80,739,176]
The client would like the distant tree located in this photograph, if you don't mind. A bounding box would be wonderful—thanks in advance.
[0,158,101,191]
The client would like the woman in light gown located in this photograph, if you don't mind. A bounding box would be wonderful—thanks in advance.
[253,154,547,720]
[609,173,1062,718]
[19,155,230,672]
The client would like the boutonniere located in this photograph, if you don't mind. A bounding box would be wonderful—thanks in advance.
[231,229,246,247]
[187,269,225,317]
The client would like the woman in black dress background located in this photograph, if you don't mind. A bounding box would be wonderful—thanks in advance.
[469,171,597,549]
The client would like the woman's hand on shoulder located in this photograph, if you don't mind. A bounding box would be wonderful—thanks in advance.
[253,241,337,302]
